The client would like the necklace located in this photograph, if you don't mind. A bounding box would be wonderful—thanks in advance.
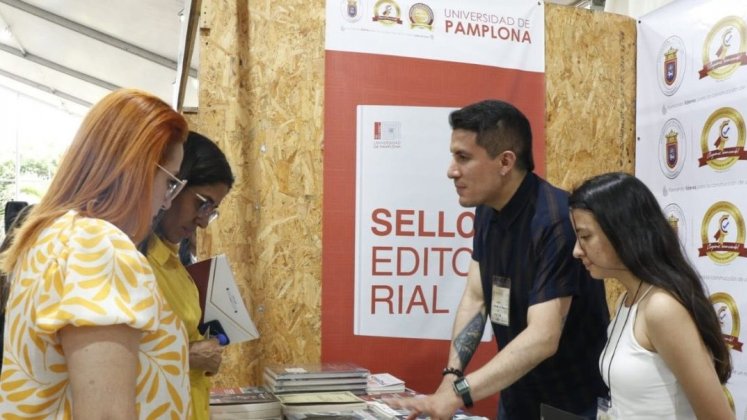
[599,280,643,405]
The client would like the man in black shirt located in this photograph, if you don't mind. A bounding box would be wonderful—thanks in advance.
[391,100,608,419]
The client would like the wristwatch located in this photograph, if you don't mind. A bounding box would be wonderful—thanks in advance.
[452,376,474,408]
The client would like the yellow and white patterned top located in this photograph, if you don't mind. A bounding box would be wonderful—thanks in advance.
[147,235,210,420]
[0,210,191,419]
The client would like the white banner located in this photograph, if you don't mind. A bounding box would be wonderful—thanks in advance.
[354,105,483,339]
[326,0,544,72]
[637,0,747,416]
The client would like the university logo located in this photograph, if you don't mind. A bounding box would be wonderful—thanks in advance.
[341,0,364,23]
[372,0,402,25]
[698,16,747,80]
[711,292,743,352]
[664,203,687,248]
[658,118,686,178]
[657,36,686,96]
[698,201,747,264]
[698,107,747,170]
[409,3,434,30]
[372,121,401,149]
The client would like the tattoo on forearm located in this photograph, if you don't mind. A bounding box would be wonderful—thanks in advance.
[454,312,486,369]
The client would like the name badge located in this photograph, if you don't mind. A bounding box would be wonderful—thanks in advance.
[490,275,510,326]
[597,397,615,420]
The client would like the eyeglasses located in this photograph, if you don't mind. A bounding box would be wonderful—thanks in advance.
[194,191,219,224]
[156,164,187,204]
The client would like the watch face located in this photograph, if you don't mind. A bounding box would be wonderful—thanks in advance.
[454,378,469,393]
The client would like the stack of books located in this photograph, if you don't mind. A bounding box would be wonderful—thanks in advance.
[264,362,370,395]
[366,373,406,394]
[277,391,368,417]
[360,390,420,419]
[209,386,282,419]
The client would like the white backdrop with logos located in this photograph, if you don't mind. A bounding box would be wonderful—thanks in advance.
[636,0,747,416]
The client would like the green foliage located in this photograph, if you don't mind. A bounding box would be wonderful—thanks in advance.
[0,157,56,232]
[21,158,55,179]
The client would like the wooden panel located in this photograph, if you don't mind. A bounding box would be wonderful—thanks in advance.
[194,0,325,388]
[545,4,637,311]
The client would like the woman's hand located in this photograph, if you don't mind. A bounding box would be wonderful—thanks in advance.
[189,338,224,375]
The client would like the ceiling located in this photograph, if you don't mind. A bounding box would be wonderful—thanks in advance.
[0,0,199,116]
[0,0,600,117]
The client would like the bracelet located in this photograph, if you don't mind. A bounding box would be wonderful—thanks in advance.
[442,367,464,377]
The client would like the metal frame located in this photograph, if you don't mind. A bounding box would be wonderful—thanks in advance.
[0,0,198,77]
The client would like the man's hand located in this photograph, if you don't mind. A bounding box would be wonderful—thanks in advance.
[189,338,224,375]
[385,382,463,420]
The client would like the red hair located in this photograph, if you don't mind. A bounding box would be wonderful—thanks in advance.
[1,89,187,273]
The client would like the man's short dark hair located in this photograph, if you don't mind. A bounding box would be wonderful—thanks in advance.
[449,100,534,172]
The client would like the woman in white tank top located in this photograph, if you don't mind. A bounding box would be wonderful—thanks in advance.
[568,173,733,420]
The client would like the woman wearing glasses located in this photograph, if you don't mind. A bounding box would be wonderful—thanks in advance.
[145,131,234,420]
[0,89,191,419]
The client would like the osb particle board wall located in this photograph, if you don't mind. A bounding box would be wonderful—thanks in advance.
[545,5,636,311]
[191,2,635,387]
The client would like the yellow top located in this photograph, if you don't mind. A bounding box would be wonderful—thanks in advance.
[0,210,190,419]
[147,235,210,420]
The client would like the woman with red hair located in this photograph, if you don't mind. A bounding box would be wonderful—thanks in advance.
[0,89,191,419]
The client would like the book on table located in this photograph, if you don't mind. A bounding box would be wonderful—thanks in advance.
[359,390,419,420]
[264,362,370,394]
[209,386,282,419]
[264,362,370,381]
[265,377,368,394]
[365,373,405,394]
[277,391,368,415]
[284,410,379,420]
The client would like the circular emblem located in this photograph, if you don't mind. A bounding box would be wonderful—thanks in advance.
[409,3,434,30]
[657,36,686,96]
[663,203,687,248]
[699,16,747,80]
[710,292,742,352]
[341,0,364,23]
[372,0,402,25]
[658,118,686,178]
[698,107,746,171]
[699,201,746,264]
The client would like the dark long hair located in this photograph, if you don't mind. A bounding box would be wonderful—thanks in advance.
[149,131,234,260]
[179,131,234,188]
[569,172,731,383]
[1,203,35,368]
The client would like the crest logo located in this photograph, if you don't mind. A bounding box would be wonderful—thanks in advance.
[698,16,747,80]
[373,121,402,149]
[409,3,434,30]
[664,203,687,248]
[658,118,686,178]
[657,36,686,95]
[711,292,743,352]
[664,47,677,85]
[698,107,747,170]
[341,0,364,23]
[698,201,747,264]
[372,0,403,25]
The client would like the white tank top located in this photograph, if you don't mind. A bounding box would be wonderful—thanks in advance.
[599,287,696,419]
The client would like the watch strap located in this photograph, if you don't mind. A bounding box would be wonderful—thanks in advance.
[452,376,474,408]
